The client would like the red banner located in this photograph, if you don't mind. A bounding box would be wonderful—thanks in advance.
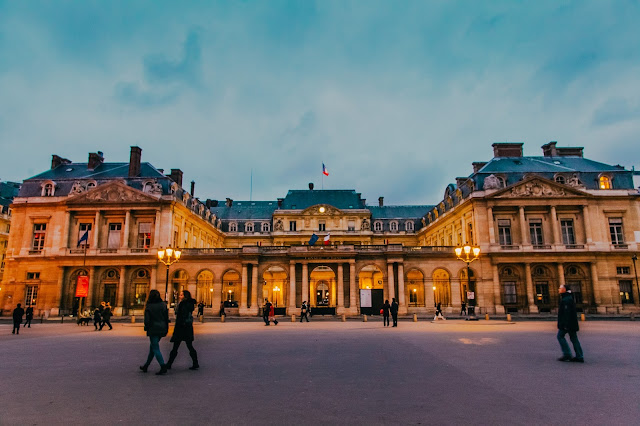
[75,275,89,298]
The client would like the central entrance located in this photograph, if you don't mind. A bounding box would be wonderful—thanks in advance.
[310,266,336,315]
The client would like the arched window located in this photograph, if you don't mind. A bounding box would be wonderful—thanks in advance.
[229,222,237,232]
[262,222,270,233]
[432,269,451,307]
[599,175,611,189]
[390,221,398,232]
[555,175,565,184]
[405,221,414,232]
[245,222,254,233]
[374,221,383,232]
[41,182,55,196]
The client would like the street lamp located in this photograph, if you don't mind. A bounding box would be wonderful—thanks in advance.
[273,285,281,307]
[455,245,481,318]
[632,254,639,305]
[157,246,182,307]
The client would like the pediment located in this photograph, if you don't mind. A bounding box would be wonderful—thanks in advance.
[66,180,160,205]
[301,204,342,215]
[488,177,591,199]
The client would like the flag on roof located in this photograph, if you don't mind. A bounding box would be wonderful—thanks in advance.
[322,163,329,176]
[324,233,330,246]
[309,233,319,246]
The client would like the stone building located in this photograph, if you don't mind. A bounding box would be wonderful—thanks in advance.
[0,181,20,285]
[1,142,638,317]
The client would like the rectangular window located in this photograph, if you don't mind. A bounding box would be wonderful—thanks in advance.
[497,219,512,246]
[134,283,148,306]
[535,283,550,305]
[348,220,355,231]
[319,221,326,232]
[619,280,634,304]
[503,281,517,304]
[137,222,152,249]
[25,285,38,306]
[560,219,575,245]
[409,289,418,304]
[26,272,40,280]
[468,223,473,245]
[184,231,189,245]
[609,218,625,245]
[78,223,92,247]
[529,219,544,246]
[107,223,122,249]
[32,223,47,251]
[566,281,583,304]
[173,228,179,247]
[289,221,297,231]
[617,266,631,275]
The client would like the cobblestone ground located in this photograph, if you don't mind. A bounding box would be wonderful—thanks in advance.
[1,319,639,425]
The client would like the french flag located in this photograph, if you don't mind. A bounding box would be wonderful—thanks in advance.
[324,232,330,246]
[322,163,329,176]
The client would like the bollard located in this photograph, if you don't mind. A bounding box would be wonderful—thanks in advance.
[413,313,418,322]
[485,313,490,321]
[631,313,635,321]
[580,313,586,322]
[363,314,367,322]
[221,314,225,323]
[61,315,64,324]
[199,315,204,323]
[131,315,135,324]
[506,313,512,322]
[291,314,296,322]
[342,314,346,322]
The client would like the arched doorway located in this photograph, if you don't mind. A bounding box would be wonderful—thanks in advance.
[432,269,451,307]
[406,269,425,307]
[565,264,587,310]
[358,265,384,315]
[222,270,241,310]
[532,265,555,312]
[310,266,336,311]
[171,270,189,309]
[196,270,214,307]
[263,266,287,308]
[100,268,119,310]
[131,268,150,310]
[499,265,525,313]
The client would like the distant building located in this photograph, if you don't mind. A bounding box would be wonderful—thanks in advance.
[1,142,638,317]
[0,181,20,284]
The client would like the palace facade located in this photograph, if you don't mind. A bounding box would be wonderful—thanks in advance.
[1,143,639,317]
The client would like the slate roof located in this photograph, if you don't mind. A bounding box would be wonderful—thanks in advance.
[282,190,366,210]
[209,201,279,220]
[368,206,433,219]
[478,157,624,174]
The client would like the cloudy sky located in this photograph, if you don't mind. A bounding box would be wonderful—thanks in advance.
[1,1,639,205]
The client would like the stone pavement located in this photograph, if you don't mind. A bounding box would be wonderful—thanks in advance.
[1,320,639,425]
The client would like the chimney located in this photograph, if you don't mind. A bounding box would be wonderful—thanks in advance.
[277,198,284,208]
[309,182,314,190]
[556,147,584,157]
[128,146,142,177]
[190,180,195,196]
[168,169,183,187]
[88,152,104,170]
[472,162,487,173]
[51,155,71,169]
[378,197,384,207]
[226,198,233,207]
[492,142,523,158]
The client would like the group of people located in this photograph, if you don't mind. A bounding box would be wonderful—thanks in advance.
[11,304,34,334]
[262,299,279,325]
[381,298,399,327]
[140,289,199,375]
[91,302,113,330]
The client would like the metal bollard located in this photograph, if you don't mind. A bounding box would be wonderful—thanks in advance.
[291,314,296,322]
[485,313,490,320]
[580,313,586,322]
[506,313,512,322]
[342,314,346,322]
[413,313,418,322]
[131,315,135,323]
[363,314,367,322]
[220,314,225,323]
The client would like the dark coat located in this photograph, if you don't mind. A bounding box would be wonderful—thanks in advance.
[144,301,169,337]
[264,302,272,317]
[390,301,399,315]
[25,307,34,319]
[13,307,25,322]
[171,299,196,342]
[382,302,391,316]
[558,293,579,332]
[102,307,112,320]
[93,309,101,321]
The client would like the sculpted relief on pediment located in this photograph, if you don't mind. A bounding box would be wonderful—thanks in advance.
[503,180,565,198]
[68,182,158,204]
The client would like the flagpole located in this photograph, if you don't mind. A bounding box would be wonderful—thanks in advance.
[322,162,324,190]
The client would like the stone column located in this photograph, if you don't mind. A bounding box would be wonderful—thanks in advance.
[122,210,131,249]
[397,263,407,314]
[487,207,495,244]
[86,266,96,309]
[424,276,435,312]
[150,265,158,291]
[117,266,126,315]
[450,278,461,311]
[493,264,505,314]
[288,262,297,313]
[302,262,309,305]
[240,264,248,311]
[583,205,592,244]
[525,263,538,313]
[212,275,222,315]
[590,262,605,313]
[387,262,395,300]
[62,211,71,250]
[92,211,101,249]
[337,263,344,313]
[154,210,161,248]
[519,206,528,247]
[50,267,65,316]
[349,261,356,312]
[252,263,259,313]
[550,206,561,245]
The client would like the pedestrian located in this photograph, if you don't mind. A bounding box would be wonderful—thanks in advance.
[93,307,101,330]
[166,290,199,371]
[391,298,399,327]
[381,299,391,326]
[140,289,170,375]
[557,285,584,363]
[219,301,226,317]
[263,299,272,325]
[434,302,445,320]
[460,301,467,316]
[12,303,25,335]
[197,301,205,317]
[100,302,113,330]
[269,303,278,325]
[24,305,34,328]
[99,301,105,316]
[300,301,310,322]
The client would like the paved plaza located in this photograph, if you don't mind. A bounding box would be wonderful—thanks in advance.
[1,318,639,425]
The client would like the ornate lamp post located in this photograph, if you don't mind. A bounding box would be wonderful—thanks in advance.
[273,285,281,307]
[632,254,639,305]
[157,246,182,307]
[455,245,481,318]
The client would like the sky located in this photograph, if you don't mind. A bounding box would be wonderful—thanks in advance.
[1,0,639,205]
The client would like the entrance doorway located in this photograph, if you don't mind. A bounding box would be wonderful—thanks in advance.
[310,266,336,315]
[316,281,329,306]
[103,284,117,307]
[359,265,384,315]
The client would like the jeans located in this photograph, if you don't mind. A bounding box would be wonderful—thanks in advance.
[383,315,389,326]
[557,329,583,359]
[144,336,165,367]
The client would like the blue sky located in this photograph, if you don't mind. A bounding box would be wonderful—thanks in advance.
[1,1,639,204]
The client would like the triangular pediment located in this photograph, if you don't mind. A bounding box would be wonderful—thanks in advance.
[487,176,591,199]
[66,180,160,205]
[301,204,342,215]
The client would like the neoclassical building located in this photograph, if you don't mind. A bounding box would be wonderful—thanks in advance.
[1,143,639,317]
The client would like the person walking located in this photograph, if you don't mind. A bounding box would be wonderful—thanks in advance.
[382,299,391,327]
[300,301,310,322]
[460,301,467,316]
[93,307,102,330]
[24,305,34,328]
[100,302,113,330]
[166,290,199,371]
[197,301,205,318]
[557,285,584,363]
[269,303,278,325]
[263,299,272,326]
[12,303,25,335]
[434,302,445,320]
[219,301,226,317]
[391,298,399,327]
[140,290,170,375]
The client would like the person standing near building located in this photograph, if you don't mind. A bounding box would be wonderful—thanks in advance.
[557,285,584,363]
[381,299,391,326]
[197,301,205,318]
[93,307,101,331]
[24,305,34,328]
[391,298,399,327]
[100,302,113,330]
[219,301,225,317]
[140,290,170,375]
[166,290,199,371]
[269,303,278,325]
[263,299,272,326]
[300,301,309,323]
[12,303,25,335]
[460,301,467,316]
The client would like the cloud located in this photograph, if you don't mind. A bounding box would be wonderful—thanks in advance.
[592,98,640,126]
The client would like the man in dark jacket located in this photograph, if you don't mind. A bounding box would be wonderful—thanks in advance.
[557,285,584,362]
[390,298,399,327]
[263,299,272,326]
[100,302,113,330]
[12,303,25,334]
[24,305,34,328]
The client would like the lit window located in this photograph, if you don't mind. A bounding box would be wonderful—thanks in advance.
[25,285,38,306]
[137,222,152,249]
[32,224,46,252]
[599,176,611,189]
[620,280,634,304]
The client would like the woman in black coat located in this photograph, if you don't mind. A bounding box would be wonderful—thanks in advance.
[140,290,169,374]
[166,289,199,370]
[382,299,391,327]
